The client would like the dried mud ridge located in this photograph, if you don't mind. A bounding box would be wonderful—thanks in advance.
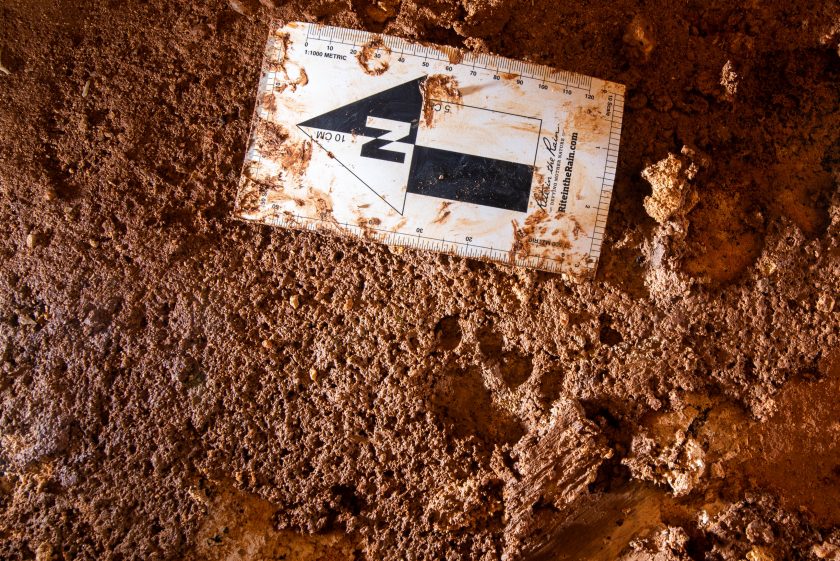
[1,1,839,561]
[356,36,391,75]
[420,73,462,127]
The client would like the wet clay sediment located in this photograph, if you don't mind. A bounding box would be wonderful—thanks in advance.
[1,1,839,560]
[356,36,391,75]
[420,73,462,126]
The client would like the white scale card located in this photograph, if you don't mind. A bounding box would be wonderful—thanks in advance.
[235,22,625,277]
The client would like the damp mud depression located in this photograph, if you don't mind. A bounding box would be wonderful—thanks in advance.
[0,1,839,560]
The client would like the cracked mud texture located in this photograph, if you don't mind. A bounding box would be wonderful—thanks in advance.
[0,0,838,560]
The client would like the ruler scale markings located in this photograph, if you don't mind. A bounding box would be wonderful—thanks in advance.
[587,91,624,262]
[237,22,625,277]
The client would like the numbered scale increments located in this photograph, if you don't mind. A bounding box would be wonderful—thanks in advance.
[235,22,625,277]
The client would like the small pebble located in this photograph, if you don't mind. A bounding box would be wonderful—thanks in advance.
[365,0,399,23]
[309,367,318,382]
[623,15,656,60]
[18,314,37,326]
[35,543,53,561]
[289,294,300,309]
[746,546,776,561]
[813,542,840,560]
[817,294,835,313]
[720,60,739,100]
[26,232,37,248]
[746,520,774,545]
[261,339,274,350]
[228,0,251,15]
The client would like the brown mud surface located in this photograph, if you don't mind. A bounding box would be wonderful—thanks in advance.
[1,1,839,560]
[420,73,462,126]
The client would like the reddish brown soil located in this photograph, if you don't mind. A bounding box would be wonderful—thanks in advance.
[0,0,838,560]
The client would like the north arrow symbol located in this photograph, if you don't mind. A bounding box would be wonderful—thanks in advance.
[297,76,534,215]
[297,77,424,215]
